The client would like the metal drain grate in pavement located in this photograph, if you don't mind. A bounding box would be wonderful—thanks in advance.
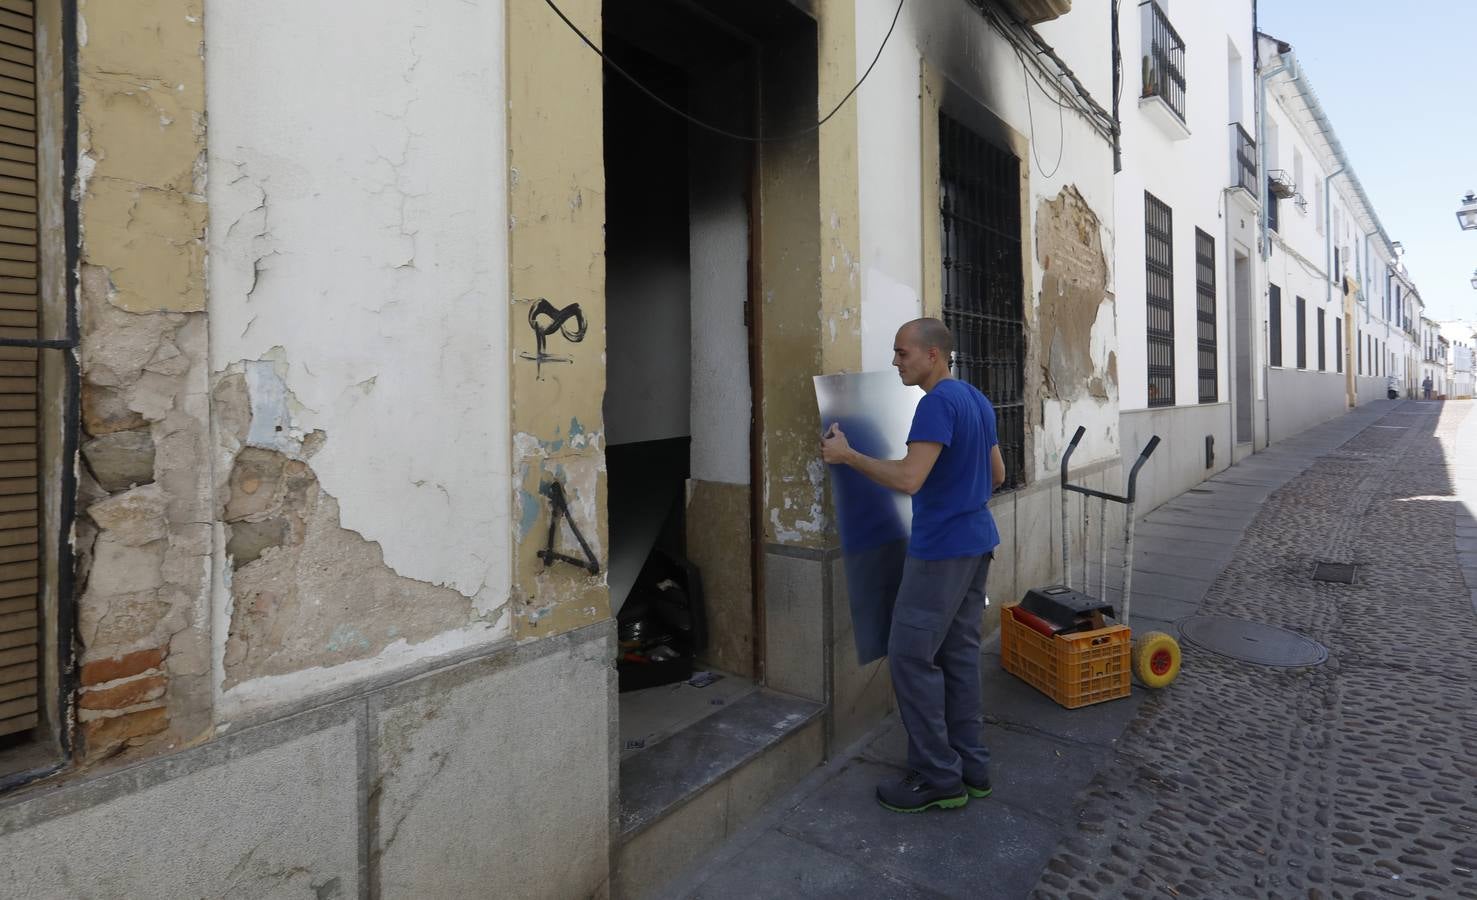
[1312,562,1358,584]
[1179,616,1329,667]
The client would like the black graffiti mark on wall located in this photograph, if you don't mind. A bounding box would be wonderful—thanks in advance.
[537,479,600,575]
[519,299,588,378]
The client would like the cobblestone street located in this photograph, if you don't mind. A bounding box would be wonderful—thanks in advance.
[1033,400,1477,899]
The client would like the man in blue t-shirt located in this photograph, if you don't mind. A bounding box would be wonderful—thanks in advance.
[821,317,1005,813]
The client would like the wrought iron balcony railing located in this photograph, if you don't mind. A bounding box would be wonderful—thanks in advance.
[1140,0,1185,123]
[1230,123,1256,194]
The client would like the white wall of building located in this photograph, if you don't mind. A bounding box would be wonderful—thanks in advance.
[1441,322,1477,397]
[1258,36,1421,419]
[205,0,513,700]
[855,0,1119,475]
[1111,2,1255,505]
[1263,68,1347,399]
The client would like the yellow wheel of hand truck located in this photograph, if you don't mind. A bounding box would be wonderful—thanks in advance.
[1131,631,1181,689]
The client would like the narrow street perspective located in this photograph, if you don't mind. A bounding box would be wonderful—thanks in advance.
[0,0,1474,897]
[661,398,1477,898]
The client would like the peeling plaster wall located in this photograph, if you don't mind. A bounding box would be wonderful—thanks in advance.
[1034,184,1121,469]
[204,1,513,702]
[506,0,609,640]
[757,26,826,548]
[73,0,216,756]
[857,0,1119,482]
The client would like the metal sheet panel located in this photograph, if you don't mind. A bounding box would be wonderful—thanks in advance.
[814,371,923,663]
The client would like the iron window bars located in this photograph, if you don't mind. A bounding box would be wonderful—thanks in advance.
[1140,0,1186,123]
[939,111,1026,489]
[1144,192,1175,407]
[1317,308,1326,371]
[1269,285,1283,367]
[1296,296,1307,369]
[1194,229,1217,404]
[1230,123,1256,195]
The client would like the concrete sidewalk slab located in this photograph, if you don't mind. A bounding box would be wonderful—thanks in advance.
[861,720,1109,826]
[979,655,1148,748]
[689,831,931,900]
[775,760,1062,899]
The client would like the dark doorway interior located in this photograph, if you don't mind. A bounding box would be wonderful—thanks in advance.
[603,2,758,753]
[602,0,818,761]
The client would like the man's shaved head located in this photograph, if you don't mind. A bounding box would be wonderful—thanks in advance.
[901,318,955,357]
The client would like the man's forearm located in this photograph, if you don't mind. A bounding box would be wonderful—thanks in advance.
[843,449,916,494]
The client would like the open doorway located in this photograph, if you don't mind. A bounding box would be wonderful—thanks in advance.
[603,0,798,757]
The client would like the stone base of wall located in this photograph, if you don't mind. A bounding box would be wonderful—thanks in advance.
[0,625,616,899]
[1121,402,1236,517]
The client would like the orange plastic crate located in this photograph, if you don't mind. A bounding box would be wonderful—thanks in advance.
[1000,605,1131,709]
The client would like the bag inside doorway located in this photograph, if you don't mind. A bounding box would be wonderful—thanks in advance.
[616,547,706,693]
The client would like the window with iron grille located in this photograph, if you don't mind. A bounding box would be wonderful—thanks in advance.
[1295,296,1307,369]
[1317,308,1326,371]
[939,111,1025,489]
[1269,284,1282,367]
[1144,193,1175,407]
[1335,317,1342,372]
[1140,1,1186,123]
[1194,229,1216,403]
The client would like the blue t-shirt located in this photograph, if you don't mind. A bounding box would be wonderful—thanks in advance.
[906,379,1002,560]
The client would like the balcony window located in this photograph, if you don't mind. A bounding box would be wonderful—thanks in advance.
[1140,1,1186,126]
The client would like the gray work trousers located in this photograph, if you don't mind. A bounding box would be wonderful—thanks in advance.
[887,553,992,790]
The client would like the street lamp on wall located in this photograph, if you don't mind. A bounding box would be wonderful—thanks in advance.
[1470,268,1477,290]
[1459,191,1477,231]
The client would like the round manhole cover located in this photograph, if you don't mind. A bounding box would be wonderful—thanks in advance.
[1178,616,1328,667]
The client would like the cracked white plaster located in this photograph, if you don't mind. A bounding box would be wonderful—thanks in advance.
[206,0,511,609]
[216,617,509,722]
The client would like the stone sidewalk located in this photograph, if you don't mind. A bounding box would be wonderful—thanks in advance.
[657,400,1477,899]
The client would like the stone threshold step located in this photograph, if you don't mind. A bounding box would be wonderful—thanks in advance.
[616,689,824,899]
[619,688,823,839]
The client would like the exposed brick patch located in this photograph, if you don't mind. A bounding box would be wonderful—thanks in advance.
[79,674,167,710]
[80,647,165,686]
[82,707,168,754]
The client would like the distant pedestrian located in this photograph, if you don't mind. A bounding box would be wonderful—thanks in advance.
[1423,375,1433,400]
[820,317,1005,813]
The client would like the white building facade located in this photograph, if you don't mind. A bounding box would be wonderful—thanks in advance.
[1421,317,1448,397]
[1113,0,1258,514]
[1441,322,1477,398]
[1256,33,1421,436]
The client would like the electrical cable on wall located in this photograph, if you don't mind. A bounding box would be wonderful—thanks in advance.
[542,0,906,143]
[971,0,1113,141]
[1112,0,1124,109]
[1020,54,1065,179]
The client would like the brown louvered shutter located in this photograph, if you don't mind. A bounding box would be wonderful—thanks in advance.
[0,0,40,740]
